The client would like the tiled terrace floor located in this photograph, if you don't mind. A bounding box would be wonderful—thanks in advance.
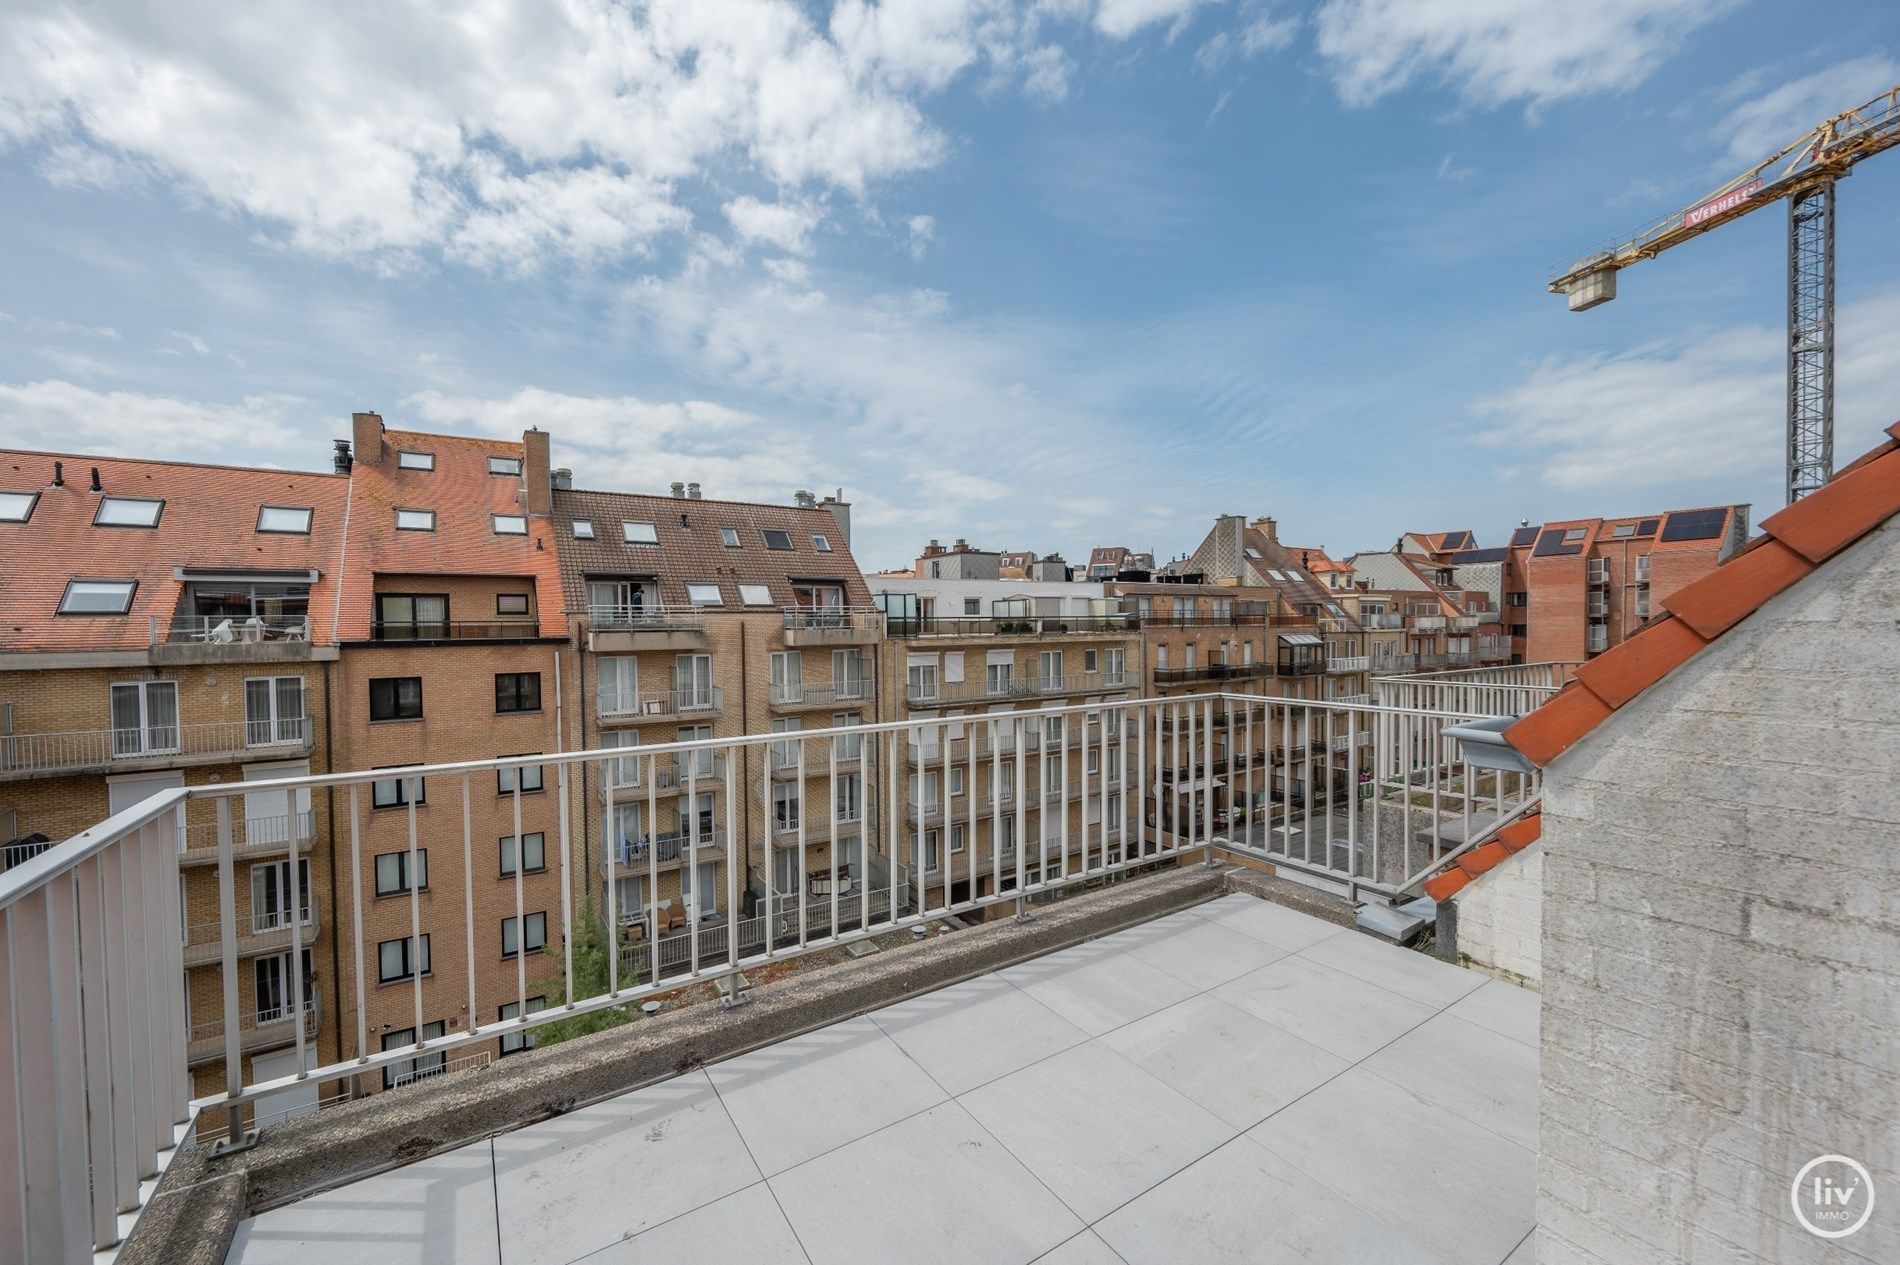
[227,892,1540,1265]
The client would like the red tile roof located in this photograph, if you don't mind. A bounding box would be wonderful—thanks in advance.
[1504,423,1900,768]
[1423,811,1542,902]
[0,449,348,651]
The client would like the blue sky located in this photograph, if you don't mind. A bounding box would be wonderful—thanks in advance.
[2,1,1898,570]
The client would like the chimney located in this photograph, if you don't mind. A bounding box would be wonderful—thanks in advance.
[670,482,686,498]
[793,489,816,508]
[522,428,551,514]
[332,440,353,474]
[352,412,385,465]
[819,489,851,546]
[52,461,63,487]
[687,482,701,500]
[89,466,101,492]
[1251,516,1278,542]
[552,468,573,490]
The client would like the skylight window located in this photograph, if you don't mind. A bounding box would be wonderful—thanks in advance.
[686,583,723,606]
[93,497,163,528]
[738,584,773,606]
[492,514,527,535]
[396,509,435,531]
[488,456,522,476]
[256,505,313,534]
[622,521,658,544]
[719,526,741,547]
[571,519,595,539]
[58,579,136,614]
[0,491,38,522]
[761,528,792,551]
[398,451,434,471]
[812,533,833,552]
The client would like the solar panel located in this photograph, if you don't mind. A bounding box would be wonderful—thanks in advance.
[1533,529,1583,557]
[1635,518,1660,537]
[1441,531,1471,550]
[1450,547,1509,564]
[1509,526,1540,547]
[1660,508,1726,542]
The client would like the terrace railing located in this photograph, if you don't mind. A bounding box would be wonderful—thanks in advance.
[1370,661,1580,717]
[0,718,311,777]
[1,690,1536,1260]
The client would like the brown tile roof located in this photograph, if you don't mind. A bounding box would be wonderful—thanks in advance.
[1233,527,1362,630]
[550,487,872,612]
[1423,812,1542,902]
[0,448,348,651]
[336,428,565,639]
[1504,423,1900,768]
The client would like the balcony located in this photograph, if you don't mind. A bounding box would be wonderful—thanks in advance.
[182,897,321,968]
[1407,614,1447,632]
[1274,656,1326,678]
[1151,662,1270,687]
[597,687,725,723]
[150,615,317,665]
[601,823,727,873]
[186,996,319,1067]
[887,613,1140,640]
[1327,655,1370,673]
[0,717,313,781]
[781,608,882,647]
[180,810,317,868]
[769,680,876,711]
[583,604,708,652]
[598,754,727,797]
[907,672,1133,706]
[1361,611,1405,629]
[369,619,542,644]
[1143,611,1270,628]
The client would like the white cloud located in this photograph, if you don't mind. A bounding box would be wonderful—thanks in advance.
[905,213,937,260]
[0,380,306,460]
[724,196,821,255]
[1094,0,1212,41]
[1713,55,1900,167]
[1197,6,1298,72]
[1314,0,1733,111]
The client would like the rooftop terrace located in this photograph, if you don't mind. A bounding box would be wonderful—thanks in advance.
[224,889,1537,1265]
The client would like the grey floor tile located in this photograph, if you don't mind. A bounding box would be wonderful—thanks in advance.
[1000,942,1200,1036]
[1361,1012,1540,1151]
[585,1182,808,1264]
[1034,1229,1126,1264]
[1503,1232,1536,1263]
[706,1014,946,1175]
[1249,1067,1536,1265]
[1110,911,1291,991]
[491,1069,761,1265]
[1295,931,1490,1009]
[769,1102,1081,1265]
[227,1142,498,1264]
[1100,993,1348,1130]
[870,974,1090,1094]
[1445,978,1541,1048]
[1095,1135,1438,1265]
[959,1041,1233,1223]
[1212,956,1435,1062]
[1189,895,1347,952]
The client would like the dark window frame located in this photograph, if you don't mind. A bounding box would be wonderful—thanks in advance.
[499,831,546,877]
[496,758,545,796]
[500,911,547,960]
[376,933,431,983]
[0,490,42,523]
[760,528,793,551]
[369,676,424,722]
[371,766,427,809]
[495,672,542,714]
[373,848,429,896]
[487,456,523,476]
[496,593,531,616]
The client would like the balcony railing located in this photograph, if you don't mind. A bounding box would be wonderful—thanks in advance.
[370,620,541,642]
[182,897,321,967]
[886,614,1138,639]
[597,687,724,719]
[1328,655,1371,673]
[180,809,317,866]
[1142,611,1270,628]
[4,690,1540,1255]
[1361,612,1405,629]
[780,608,883,644]
[1151,662,1270,686]
[1371,661,1580,715]
[599,754,727,795]
[585,603,705,632]
[907,672,1133,705]
[0,717,311,777]
[159,615,311,645]
[769,680,876,708]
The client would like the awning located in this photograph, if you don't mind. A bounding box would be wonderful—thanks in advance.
[1173,776,1227,793]
[1278,633,1323,646]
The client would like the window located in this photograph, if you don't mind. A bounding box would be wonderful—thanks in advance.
[59,579,136,615]
[256,505,313,534]
[378,934,430,983]
[986,659,1013,694]
[622,521,658,544]
[500,832,545,876]
[761,528,793,550]
[369,677,423,721]
[834,712,864,761]
[488,456,523,476]
[835,772,863,822]
[495,672,541,713]
[964,598,981,616]
[908,662,938,701]
[371,767,426,808]
[1084,650,1098,673]
[686,583,723,606]
[949,766,966,797]
[93,497,163,527]
[719,526,741,547]
[382,1020,445,1088]
[812,533,832,552]
[397,450,435,470]
[499,997,548,1055]
[243,676,306,746]
[395,508,435,531]
[374,849,427,896]
[738,584,773,606]
[0,491,39,522]
[772,781,801,833]
[497,759,544,795]
[1104,648,1125,683]
[492,514,527,535]
[572,519,595,539]
[110,681,178,756]
[501,912,547,958]
[375,593,447,639]
[496,593,530,616]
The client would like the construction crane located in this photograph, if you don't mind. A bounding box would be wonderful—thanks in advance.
[1550,85,1900,503]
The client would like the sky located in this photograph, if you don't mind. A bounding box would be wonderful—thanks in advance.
[2,1,1898,572]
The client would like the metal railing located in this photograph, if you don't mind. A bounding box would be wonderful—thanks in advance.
[370,619,542,642]
[159,615,311,646]
[3,689,1536,1259]
[1370,662,1579,716]
[585,603,705,632]
[0,717,312,777]
[907,672,1133,705]
[1151,663,1270,686]
[597,686,724,719]
[180,810,316,865]
[885,614,1139,639]
[1328,655,1371,673]
[769,680,875,707]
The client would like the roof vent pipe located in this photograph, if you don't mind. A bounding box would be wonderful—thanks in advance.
[89,466,102,492]
[670,481,686,498]
[52,461,63,487]
[333,440,353,474]
[687,482,701,499]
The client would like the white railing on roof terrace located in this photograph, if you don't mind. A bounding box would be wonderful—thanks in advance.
[0,718,311,777]
[2,690,1538,1261]
[585,603,705,631]
[1371,661,1580,717]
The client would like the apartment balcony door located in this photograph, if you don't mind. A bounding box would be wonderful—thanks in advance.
[598,657,638,715]
[242,759,311,846]
[253,948,313,1024]
[674,654,713,709]
[680,860,720,921]
[771,652,803,704]
[250,859,312,932]
[110,680,179,756]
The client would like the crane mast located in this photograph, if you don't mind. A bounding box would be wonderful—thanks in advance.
[1550,86,1900,503]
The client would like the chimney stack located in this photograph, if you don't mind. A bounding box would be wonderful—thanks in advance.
[522,428,552,514]
[552,468,573,490]
[670,482,686,499]
[352,412,385,465]
[687,482,701,500]
[819,489,851,546]
[332,440,353,474]
[89,466,101,492]
[52,461,63,487]
[794,489,816,508]
[1251,516,1278,542]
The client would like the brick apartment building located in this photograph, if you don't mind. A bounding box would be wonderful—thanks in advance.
[1346,538,1511,672]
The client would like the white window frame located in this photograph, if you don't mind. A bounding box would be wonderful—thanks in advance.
[110,680,179,756]
[492,514,528,535]
[622,521,658,544]
[60,579,136,615]
[719,526,742,547]
[487,455,523,476]
[738,584,773,606]
[395,508,435,531]
[571,518,595,539]
[686,583,723,607]
[256,505,313,534]
[397,450,434,471]
[94,497,164,528]
[243,676,306,747]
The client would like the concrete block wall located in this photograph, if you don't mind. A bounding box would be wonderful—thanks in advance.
[1535,520,1900,1264]
[1451,841,1542,987]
